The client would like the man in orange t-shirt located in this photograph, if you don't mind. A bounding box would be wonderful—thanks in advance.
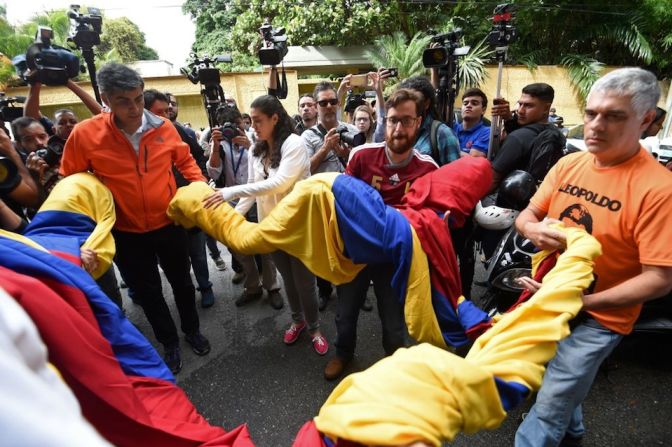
[514,68,672,447]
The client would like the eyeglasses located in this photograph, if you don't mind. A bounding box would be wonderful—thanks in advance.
[317,99,339,107]
[385,116,418,128]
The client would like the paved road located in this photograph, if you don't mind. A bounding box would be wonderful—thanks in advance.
[123,247,672,446]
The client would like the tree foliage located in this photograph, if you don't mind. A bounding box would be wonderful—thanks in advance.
[98,17,158,63]
[183,0,451,72]
[186,0,672,91]
[0,9,158,86]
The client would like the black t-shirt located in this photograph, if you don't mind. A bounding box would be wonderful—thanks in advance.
[492,123,549,175]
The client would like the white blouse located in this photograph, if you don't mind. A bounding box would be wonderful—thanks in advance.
[220,133,310,221]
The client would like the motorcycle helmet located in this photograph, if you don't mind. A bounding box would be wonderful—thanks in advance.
[474,201,519,230]
[496,170,536,211]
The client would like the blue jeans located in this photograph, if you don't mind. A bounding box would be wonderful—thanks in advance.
[188,230,212,291]
[515,317,622,447]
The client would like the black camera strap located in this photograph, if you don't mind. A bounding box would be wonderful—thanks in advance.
[274,62,288,99]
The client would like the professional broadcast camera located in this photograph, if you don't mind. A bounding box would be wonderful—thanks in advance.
[488,3,517,48]
[421,28,470,127]
[181,53,233,129]
[0,93,26,123]
[335,124,365,148]
[258,21,288,66]
[67,5,103,50]
[12,26,80,86]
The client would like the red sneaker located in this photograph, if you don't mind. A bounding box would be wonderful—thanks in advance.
[283,321,306,345]
[312,334,329,355]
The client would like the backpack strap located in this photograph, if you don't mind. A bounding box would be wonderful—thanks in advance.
[430,119,441,164]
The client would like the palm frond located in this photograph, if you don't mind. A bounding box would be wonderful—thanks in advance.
[458,36,492,88]
[561,54,605,105]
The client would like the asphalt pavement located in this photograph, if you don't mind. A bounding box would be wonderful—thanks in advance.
[122,245,672,447]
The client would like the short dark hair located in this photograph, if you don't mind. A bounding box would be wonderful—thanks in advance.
[313,82,336,99]
[54,108,76,120]
[143,89,169,110]
[241,112,251,121]
[462,88,488,109]
[385,88,423,116]
[215,105,242,125]
[522,83,554,103]
[398,76,436,118]
[11,116,41,140]
[298,93,315,106]
[97,63,144,96]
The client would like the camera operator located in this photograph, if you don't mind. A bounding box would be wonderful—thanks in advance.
[0,128,40,232]
[206,105,283,310]
[60,63,211,375]
[301,81,359,311]
[398,76,460,166]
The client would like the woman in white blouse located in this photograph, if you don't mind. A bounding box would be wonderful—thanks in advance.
[203,95,328,355]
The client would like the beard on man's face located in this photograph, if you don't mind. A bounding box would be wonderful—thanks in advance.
[386,128,417,154]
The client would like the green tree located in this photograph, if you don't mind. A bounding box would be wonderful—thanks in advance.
[183,0,451,72]
[98,17,158,63]
[365,32,431,92]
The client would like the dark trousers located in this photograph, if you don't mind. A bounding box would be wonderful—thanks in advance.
[114,224,199,347]
[335,264,406,360]
[95,266,123,309]
[316,276,333,298]
[451,219,476,300]
[187,229,212,291]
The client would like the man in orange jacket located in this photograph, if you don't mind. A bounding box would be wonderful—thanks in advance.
[60,63,210,374]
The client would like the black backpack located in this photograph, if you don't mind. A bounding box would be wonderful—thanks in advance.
[525,125,567,184]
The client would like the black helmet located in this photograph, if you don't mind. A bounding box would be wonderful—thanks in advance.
[496,170,536,211]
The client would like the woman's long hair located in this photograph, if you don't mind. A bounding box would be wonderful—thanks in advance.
[251,95,295,169]
[353,104,375,143]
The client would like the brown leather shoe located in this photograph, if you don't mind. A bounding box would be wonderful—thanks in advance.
[324,356,349,381]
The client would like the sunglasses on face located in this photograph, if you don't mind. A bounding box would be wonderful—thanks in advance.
[317,99,339,107]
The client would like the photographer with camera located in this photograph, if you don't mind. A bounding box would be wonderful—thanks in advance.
[206,105,283,310]
[0,127,41,232]
[301,81,360,311]
[60,63,211,375]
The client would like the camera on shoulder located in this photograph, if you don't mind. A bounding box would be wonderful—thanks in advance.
[258,21,288,66]
[12,26,80,86]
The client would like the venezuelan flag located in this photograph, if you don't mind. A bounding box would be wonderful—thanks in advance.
[0,173,253,446]
[292,227,601,446]
[168,156,493,349]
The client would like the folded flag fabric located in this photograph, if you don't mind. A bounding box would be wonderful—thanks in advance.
[0,173,254,447]
[22,172,116,279]
[295,226,601,446]
[169,157,492,348]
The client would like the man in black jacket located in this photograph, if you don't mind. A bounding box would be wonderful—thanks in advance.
[144,89,216,309]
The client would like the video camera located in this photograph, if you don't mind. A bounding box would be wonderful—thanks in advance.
[0,93,26,123]
[488,4,517,48]
[181,53,233,129]
[67,5,103,51]
[422,29,469,69]
[12,26,80,86]
[258,21,288,66]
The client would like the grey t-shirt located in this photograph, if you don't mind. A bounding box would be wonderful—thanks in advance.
[301,121,358,174]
